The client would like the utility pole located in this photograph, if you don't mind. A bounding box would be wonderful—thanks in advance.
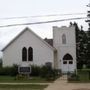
[86,0,90,31]
[86,1,90,77]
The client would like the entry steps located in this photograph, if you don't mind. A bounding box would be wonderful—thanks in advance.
[60,75,67,80]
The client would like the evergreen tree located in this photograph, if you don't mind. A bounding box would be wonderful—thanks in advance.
[70,22,88,69]
[79,26,88,65]
[73,22,83,68]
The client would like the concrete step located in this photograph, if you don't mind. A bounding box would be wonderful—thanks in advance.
[60,75,67,80]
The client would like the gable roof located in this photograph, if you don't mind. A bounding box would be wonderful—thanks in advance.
[44,38,53,46]
[2,27,56,51]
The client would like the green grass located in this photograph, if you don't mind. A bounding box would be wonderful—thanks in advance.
[0,84,47,90]
[0,76,52,83]
[0,76,49,90]
[68,69,90,83]
[77,69,90,82]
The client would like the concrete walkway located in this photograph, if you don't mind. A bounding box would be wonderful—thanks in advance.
[0,83,50,85]
[44,75,90,90]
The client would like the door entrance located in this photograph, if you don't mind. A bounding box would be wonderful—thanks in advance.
[62,53,74,73]
[63,60,73,73]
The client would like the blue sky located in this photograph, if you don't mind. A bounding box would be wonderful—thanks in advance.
[0,0,89,50]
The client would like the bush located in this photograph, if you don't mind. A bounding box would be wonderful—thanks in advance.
[68,73,79,81]
[30,65,53,80]
[30,65,41,76]
[40,65,60,81]
[15,74,28,80]
[10,64,18,76]
[40,65,49,78]
[0,64,61,81]
[87,63,90,69]
[0,58,2,68]
[30,65,60,80]
[0,64,18,76]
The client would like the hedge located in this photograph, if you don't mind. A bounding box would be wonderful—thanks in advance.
[0,64,61,80]
[0,64,18,76]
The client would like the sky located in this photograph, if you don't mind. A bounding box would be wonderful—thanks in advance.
[0,0,89,50]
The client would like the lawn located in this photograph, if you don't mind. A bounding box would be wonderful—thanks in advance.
[77,69,90,82]
[68,69,90,83]
[0,76,49,90]
[0,84,47,90]
[0,76,52,83]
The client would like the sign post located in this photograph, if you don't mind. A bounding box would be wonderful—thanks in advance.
[18,66,31,79]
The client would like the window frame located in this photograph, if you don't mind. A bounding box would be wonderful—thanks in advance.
[22,47,27,61]
[62,34,66,44]
[28,47,33,61]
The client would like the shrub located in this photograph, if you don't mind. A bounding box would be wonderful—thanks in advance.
[30,65,41,76]
[40,65,60,81]
[0,64,18,76]
[10,64,18,76]
[54,69,62,77]
[87,63,90,69]
[68,73,79,81]
[40,65,49,78]
[0,64,61,80]
[0,58,2,68]
[15,74,28,80]
[30,65,56,80]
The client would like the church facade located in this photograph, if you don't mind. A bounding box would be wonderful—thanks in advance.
[2,26,76,73]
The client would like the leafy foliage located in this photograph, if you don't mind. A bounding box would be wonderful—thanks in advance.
[67,73,79,81]
[40,65,60,80]
[30,65,60,81]
[70,22,90,69]
[30,65,41,76]
[0,64,18,76]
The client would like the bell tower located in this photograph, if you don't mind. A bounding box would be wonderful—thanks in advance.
[53,26,76,73]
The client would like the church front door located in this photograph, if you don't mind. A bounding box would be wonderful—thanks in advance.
[62,53,74,73]
[62,60,74,73]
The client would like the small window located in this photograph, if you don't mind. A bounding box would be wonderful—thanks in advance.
[63,61,67,64]
[28,47,33,61]
[22,47,27,61]
[45,62,52,68]
[62,34,66,44]
[69,61,73,64]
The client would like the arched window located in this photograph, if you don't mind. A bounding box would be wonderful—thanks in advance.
[63,53,73,60]
[63,53,73,64]
[62,34,66,44]
[28,47,33,61]
[22,47,27,61]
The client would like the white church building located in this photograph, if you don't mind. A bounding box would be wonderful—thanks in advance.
[2,26,76,73]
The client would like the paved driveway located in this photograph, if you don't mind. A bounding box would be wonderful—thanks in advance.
[44,75,90,90]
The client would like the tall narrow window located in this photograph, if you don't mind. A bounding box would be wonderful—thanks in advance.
[22,47,27,61]
[62,34,66,44]
[28,47,33,61]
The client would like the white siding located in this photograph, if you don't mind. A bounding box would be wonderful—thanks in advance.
[3,29,54,67]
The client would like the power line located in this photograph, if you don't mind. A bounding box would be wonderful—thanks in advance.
[0,13,86,20]
[31,13,86,17]
[0,16,29,20]
[0,17,86,28]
